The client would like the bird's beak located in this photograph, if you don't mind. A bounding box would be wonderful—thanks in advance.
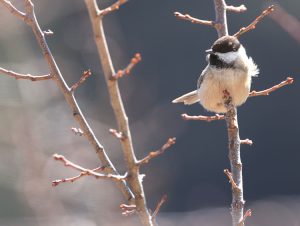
[205,49,213,54]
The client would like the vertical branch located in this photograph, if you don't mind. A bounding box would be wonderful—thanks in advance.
[224,105,244,225]
[84,1,153,226]
[213,1,244,225]
[213,0,228,37]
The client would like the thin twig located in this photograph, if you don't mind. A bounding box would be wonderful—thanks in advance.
[238,209,252,226]
[224,169,240,192]
[226,4,247,13]
[240,139,253,146]
[52,166,105,186]
[234,5,275,38]
[174,12,217,27]
[138,138,176,165]
[99,0,128,17]
[70,69,92,92]
[152,194,167,219]
[111,53,142,80]
[52,154,126,184]
[0,67,52,81]
[249,77,294,97]
[181,113,224,122]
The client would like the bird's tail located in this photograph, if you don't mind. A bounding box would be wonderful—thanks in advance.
[172,90,199,105]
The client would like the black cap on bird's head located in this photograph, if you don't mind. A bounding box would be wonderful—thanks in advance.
[206,36,241,54]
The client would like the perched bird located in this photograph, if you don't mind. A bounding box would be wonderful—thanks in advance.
[172,35,259,113]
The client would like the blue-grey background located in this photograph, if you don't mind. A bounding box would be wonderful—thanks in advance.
[0,0,299,225]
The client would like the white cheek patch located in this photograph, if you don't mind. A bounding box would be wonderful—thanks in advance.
[216,51,239,64]
[215,46,246,64]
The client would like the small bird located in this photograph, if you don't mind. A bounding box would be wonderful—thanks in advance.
[172,35,259,113]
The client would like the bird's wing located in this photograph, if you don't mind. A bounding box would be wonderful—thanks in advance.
[197,65,209,91]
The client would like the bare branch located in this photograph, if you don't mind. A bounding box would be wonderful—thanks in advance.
[152,194,167,219]
[0,67,52,81]
[85,0,153,224]
[52,154,127,185]
[70,69,92,92]
[249,77,294,97]
[238,209,252,226]
[240,139,253,146]
[224,169,240,192]
[234,5,275,38]
[111,53,142,80]
[174,0,228,37]
[213,0,228,37]
[181,113,224,122]
[226,4,247,13]
[52,166,105,186]
[0,0,26,20]
[1,0,134,201]
[174,12,217,27]
[222,88,245,225]
[138,138,176,165]
[70,127,84,136]
[99,0,128,17]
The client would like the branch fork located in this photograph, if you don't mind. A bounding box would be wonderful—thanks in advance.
[174,3,247,33]
[52,154,127,186]
[175,3,275,38]
[52,165,105,186]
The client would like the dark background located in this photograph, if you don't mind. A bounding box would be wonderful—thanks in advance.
[0,0,299,225]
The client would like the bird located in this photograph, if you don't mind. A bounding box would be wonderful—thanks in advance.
[172,35,259,113]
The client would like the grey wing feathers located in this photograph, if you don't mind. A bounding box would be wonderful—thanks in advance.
[172,90,199,105]
[197,73,204,91]
[197,66,207,90]
[172,68,206,105]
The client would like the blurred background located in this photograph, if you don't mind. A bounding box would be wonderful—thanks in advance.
[0,0,299,225]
